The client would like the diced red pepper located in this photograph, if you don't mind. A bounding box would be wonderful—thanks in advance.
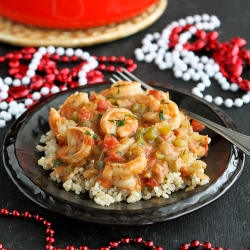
[148,89,164,100]
[161,134,170,140]
[103,134,120,149]
[78,109,90,123]
[97,99,113,111]
[104,151,125,163]
[191,120,205,132]
[141,178,158,187]
[180,167,189,178]
[100,178,112,189]
[89,93,97,101]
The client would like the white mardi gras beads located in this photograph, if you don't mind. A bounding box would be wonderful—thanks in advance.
[134,14,250,108]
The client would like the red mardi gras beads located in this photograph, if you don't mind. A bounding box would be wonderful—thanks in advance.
[0,208,165,250]
[203,242,213,250]
[135,14,250,106]
[169,24,250,91]
[1,47,137,104]
[190,240,200,248]
[0,47,138,129]
[0,208,248,250]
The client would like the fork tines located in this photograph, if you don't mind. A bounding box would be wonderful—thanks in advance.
[110,67,154,90]
[110,67,132,83]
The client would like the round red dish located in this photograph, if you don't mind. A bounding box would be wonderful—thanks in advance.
[0,0,158,29]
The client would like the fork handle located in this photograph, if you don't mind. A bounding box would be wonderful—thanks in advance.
[181,108,250,157]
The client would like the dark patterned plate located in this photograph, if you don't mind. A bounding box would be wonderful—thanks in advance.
[2,82,245,226]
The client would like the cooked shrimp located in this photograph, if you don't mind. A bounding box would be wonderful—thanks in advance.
[136,95,161,112]
[97,154,146,190]
[112,176,140,191]
[112,154,147,179]
[100,108,138,137]
[110,137,135,155]
[159,142,179,160]
[116,99,134,109]
[142,111,159,123]
[151,162,168,183]
[145,89,170,101]
[98,164,113,188]
[60,92,89,119]
[100,81,144,98]
[167,101,181,129]
[57,127,94,164]
[143,100,180,129]
[49,108,76,144]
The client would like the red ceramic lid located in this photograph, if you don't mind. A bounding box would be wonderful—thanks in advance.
[0,0,158,29]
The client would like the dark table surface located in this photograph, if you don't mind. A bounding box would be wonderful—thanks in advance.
[1,0,250,249]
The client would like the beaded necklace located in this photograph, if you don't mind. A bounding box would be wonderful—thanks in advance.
[0,47,137,129]
[0,208,244,250]
[134,14,250,108]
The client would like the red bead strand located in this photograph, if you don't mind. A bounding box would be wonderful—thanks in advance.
[203,241,212,250]
[0,208,248,250]
[167,25,250,92]
[0,47,138,129]
[0,208,168,250]
[121,237,130,244]
[191,240,200,249]
[180,243,190,250]
[0,48,137,108]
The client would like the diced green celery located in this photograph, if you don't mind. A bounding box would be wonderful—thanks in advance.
[136,136,146,145]
[131,103,145,113]
[181,119,190,128]
[134,127,146,140]
[92,145,101,156]
[187,167,196,175]
[95,161,104,170]
[71,111,79,123]
[131,103,141,113]
[144,127,159,141]
[130,146,144,158]
[155,151,165,159]
[159,125,172,135]
[187,161,205,175]
[167,161,178,172]
[154,135,164,144]
[191,160,206,169]
[172,139,188,147]
[109,98,117,105]
[180,150,189,165]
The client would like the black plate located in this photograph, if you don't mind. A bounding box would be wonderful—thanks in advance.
[2,82,245,226]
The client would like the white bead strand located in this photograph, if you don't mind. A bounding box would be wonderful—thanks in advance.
[134,14,249,108]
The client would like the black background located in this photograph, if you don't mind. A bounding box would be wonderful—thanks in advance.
[1,0,250,249]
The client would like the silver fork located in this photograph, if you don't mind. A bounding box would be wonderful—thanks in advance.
[110,67,250,157]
